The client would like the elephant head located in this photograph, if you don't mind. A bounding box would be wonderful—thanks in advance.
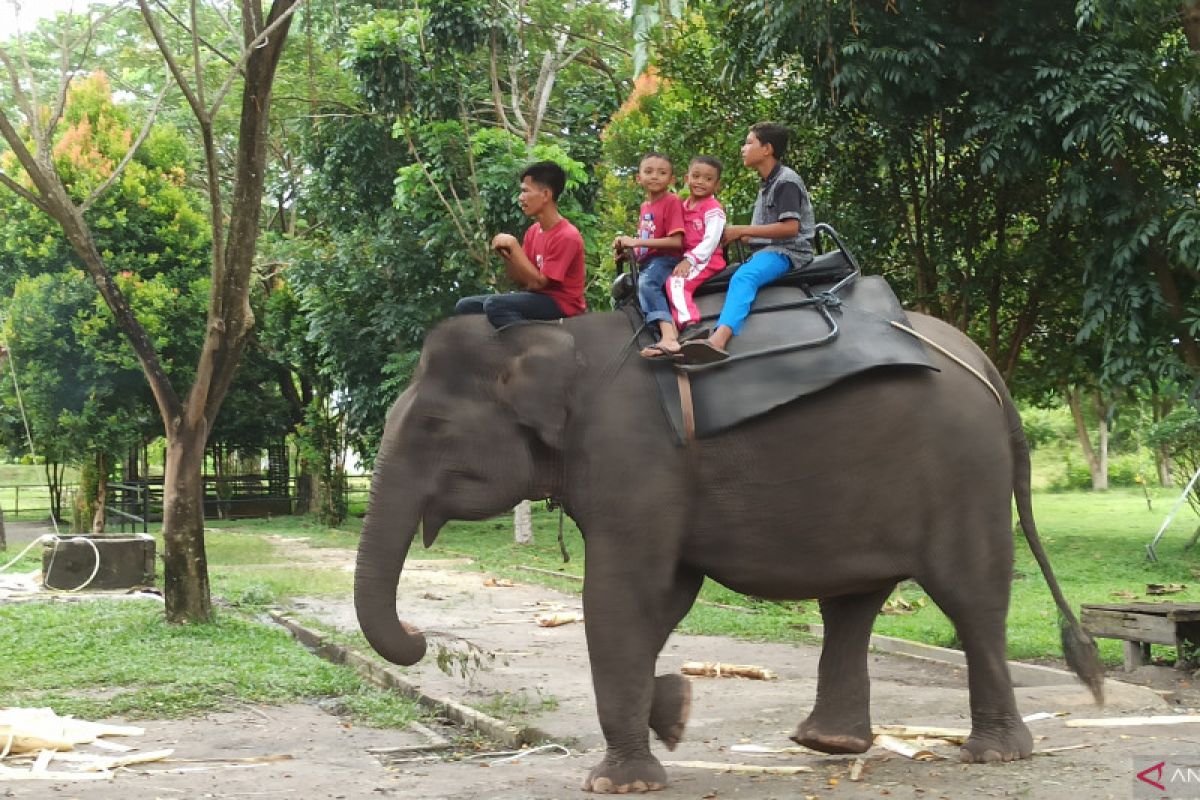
[354,317,579,666]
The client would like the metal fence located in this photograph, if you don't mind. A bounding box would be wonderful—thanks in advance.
[0,474,372,528]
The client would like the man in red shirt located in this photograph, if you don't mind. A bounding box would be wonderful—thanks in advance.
[455,161,587,328]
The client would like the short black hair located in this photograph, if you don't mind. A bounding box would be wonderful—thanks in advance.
[639,151,674,170]
[749,122,790,161]
[690,155,723,178]
[521,161,567,200]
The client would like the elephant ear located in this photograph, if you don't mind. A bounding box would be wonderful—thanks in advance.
[496,323,579,450]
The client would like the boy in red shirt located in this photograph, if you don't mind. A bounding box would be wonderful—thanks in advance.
[611,153,686,357]
[455,161,587,328]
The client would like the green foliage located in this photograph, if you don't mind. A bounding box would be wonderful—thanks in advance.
[0,72,211,472]
[287,1,625,461]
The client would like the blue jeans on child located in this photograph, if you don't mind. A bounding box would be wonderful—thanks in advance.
[716,250,792,335]
[636,255,681,326]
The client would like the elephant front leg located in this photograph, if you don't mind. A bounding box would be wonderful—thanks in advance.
[794,586,894,754]
[648,568,703,751]
[581,568,686,793]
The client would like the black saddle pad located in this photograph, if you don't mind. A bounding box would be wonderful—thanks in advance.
[634,275,937,442]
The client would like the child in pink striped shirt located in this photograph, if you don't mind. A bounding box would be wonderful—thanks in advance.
[663,156,727,344]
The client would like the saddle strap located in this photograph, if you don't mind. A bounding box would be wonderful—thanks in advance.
[676,371,697,442]
[888,320,1002,406]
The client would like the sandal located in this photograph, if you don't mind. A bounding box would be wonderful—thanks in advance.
[680,339,730,365]
[640,342,683,360]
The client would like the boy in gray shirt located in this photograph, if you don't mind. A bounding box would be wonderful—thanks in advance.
[681,122,814,364]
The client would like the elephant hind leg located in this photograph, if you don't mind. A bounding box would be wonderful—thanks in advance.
[920,577,1032,762]
[793,585,894,755]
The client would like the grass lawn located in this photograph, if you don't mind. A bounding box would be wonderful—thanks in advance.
[0,513,421,728]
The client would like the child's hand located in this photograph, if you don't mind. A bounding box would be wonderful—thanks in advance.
[491,233,518,256]
[612,235,637,252]
[672,260,691,277]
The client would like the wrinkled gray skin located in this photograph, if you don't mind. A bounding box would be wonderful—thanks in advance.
[355,312,1103,794]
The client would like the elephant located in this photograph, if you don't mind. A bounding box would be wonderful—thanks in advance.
[354,310,1105,794]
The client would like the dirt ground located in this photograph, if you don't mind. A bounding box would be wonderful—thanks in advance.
[5,530,1200,799]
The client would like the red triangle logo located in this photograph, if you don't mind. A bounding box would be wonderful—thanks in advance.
[1137,761,1166,791]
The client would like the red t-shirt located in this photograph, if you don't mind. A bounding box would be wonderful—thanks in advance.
[523,218,587,316]
[635,192,685,261]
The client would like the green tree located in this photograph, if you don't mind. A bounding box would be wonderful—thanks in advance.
[0,0,300,622]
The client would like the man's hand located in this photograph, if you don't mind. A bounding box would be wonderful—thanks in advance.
[491,233,519,257]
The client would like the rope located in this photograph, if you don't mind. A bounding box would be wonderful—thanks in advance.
[462,743,573,764]
[888,320,1002,406]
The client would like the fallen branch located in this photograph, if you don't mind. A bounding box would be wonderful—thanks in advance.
[874,735,942,761]
[681,661,777,680]
[871,724,969,744]
[535,612,583,627]
[663,760,812,775]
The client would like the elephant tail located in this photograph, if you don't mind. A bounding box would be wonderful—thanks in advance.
[1004,384,1106,704]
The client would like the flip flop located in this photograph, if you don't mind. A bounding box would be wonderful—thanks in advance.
[640,342,683,361]
[678,324,711,343]
[680,339,730,365]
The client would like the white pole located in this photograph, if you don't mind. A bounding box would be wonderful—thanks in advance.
[1146,464,1200,561]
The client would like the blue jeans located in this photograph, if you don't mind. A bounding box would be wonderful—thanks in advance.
[636,255,680,326]
[716,250,791,335]
[454,291,564,329]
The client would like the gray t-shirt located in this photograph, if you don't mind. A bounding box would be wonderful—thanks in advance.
[748,164,815,269]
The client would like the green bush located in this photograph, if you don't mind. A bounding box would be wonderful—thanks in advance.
[1052,449,1150,491]
[1020,405,1075,450]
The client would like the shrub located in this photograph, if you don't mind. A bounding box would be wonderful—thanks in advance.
[1020,405,1075,450]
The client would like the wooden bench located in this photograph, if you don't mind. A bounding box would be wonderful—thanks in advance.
[1080,602,1200,671]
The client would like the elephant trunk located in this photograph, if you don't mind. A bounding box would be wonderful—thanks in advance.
[354,458,427,666]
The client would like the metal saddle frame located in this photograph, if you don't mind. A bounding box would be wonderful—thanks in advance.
[611,223,862,371]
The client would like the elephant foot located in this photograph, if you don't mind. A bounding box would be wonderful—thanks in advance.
[582,755,668,794]
[792,713,873,755]
[649,674,691,751]
[959,720,1033,763]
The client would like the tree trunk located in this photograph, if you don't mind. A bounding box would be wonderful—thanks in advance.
[514,499,533,544]
[1183,2,1200,52]
[1152,392,1174,487]
[161,425,212,623]
[1067,386,1108,490]
[1094,391,1108,491]
[91,452,107,534]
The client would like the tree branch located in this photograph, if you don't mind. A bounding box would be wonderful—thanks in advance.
[0,170,49,213]
[208,0,304,117]
[139,0,207,124]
